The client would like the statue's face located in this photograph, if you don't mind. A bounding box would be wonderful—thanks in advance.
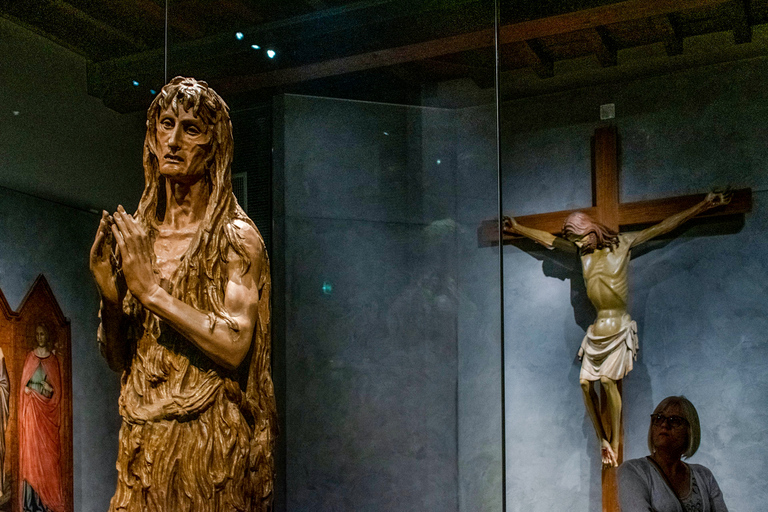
[36,325,47,347]
[155,105,213,181]
[576,232,598,251]
[565,230,597,251]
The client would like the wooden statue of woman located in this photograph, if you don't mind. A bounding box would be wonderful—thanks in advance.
[90,77,276,511]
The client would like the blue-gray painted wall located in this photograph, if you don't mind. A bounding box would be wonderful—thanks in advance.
[0,17,145,213]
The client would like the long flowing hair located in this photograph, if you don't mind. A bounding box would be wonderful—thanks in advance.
[128,77,253,337]
[562,211,619,250]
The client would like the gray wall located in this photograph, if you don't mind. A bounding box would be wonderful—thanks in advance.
[1,16,145,512]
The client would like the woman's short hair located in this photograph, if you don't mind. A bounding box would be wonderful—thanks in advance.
[647,395,701,458]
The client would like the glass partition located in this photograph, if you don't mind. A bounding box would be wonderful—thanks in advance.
[273,93,501,510]
[257,9,505,510]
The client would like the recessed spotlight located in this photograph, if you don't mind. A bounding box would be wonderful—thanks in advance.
[436,159,442,165]
[236,32,244,40]
[251,44,261,50]
[267,49,276,59]
[150,89,157,95]
[132,80,140,86]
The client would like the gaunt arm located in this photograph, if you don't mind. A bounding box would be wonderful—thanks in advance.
[111,207,262,370]
[628,191,730,249]
[503,216,578,253]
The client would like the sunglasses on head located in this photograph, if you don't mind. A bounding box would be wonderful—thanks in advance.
[650,413,688,429]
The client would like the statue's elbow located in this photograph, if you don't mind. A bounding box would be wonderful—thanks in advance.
[219,339,251,371]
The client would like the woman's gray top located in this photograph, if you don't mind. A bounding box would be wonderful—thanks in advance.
[618,457,728,512]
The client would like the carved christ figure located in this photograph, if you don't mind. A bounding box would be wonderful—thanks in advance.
[503,191,729,467]
[90,77,276,511]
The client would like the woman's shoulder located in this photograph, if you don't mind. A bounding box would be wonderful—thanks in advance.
[621,457,653,470]
[619,457,655,480]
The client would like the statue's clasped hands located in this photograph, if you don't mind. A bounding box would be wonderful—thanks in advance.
[90,211,122,305]
[110,205,161,304]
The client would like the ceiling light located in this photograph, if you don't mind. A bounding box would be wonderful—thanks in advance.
[251,44,261,50]
[132,80,139,86]
[267,49,276,59]
[236,32,244,40]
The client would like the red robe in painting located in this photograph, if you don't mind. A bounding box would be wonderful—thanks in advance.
[19,351,65,512]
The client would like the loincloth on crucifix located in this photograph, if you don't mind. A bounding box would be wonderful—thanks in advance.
[578,315,638,381]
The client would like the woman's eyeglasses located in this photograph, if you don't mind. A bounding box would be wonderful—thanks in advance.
[650,413,688,429]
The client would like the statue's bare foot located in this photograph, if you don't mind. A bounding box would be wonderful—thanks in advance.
[601,439,618,467]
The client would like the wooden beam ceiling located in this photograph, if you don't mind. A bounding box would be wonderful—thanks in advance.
[8,0,762,111]
[215,0,736,94]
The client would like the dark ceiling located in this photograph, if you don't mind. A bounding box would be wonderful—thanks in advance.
[3,0,767,112]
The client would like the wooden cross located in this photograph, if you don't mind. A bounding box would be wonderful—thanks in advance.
[478,126,751,244]
[478,126,751,511]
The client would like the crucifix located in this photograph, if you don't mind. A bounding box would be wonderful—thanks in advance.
[479,126,751,512]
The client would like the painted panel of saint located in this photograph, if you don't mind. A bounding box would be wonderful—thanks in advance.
[0,346,8,501]
[18,324,64,512]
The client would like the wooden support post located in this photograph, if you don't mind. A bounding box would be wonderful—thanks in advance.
[593,126,620,230]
